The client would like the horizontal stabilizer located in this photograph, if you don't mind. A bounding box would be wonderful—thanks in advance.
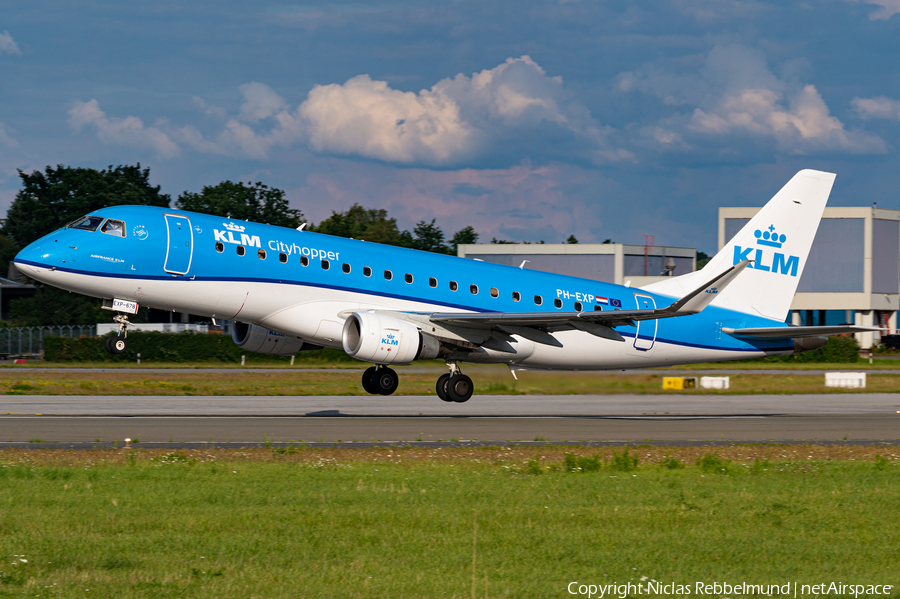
[722,325,882,339]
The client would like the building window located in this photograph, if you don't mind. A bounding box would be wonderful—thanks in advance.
[300,256,309,267]
[215,242,224,253]
[490,287,498,298]
[363,266,372,277]
[534,295,542,305]
[258,249,266,260]
[470,284,478,295]
[279,253,287,263]
[554,298,562,309]
[512,291,520,302]
[384,270,393,280]
[236,246,245,257]
[429,277,437,288]
[342,263,351,273]
[321,259,330,270]
[405,273,413,284]
[450,280,458,291]
[574,302,583,312]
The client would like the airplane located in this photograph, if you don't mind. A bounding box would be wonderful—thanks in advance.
[12,169,879,402]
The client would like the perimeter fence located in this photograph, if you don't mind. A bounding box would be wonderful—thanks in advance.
[0,325,97,356]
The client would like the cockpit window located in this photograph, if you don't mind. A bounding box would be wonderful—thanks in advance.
[100,219,126,237]
[67,215,104,232]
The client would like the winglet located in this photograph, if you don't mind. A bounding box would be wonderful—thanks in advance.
[662,260,752,315]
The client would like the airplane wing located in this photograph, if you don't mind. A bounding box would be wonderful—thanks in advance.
[369,260,753,351]
[722,325,882,339]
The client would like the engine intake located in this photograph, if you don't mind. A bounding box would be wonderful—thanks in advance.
[342,312,440,365]
[231,322,310,355]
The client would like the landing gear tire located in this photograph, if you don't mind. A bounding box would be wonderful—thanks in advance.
[446,374,474,403]
[372,367,399,396]
[110,337,127,354]
[361,366,379,394]
[105,336,127,354]
[436,373,452,402]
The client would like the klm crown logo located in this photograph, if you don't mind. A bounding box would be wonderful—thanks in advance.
[755,225,786,248]
[223,222,246,233]
[732,223,799,277]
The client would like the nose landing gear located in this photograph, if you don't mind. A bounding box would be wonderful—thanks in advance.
[105,313,133,355]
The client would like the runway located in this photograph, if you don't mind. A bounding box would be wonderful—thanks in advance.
[0,393,898,444]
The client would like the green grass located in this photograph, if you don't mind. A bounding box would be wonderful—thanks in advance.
[0,447,896,597]
[0,365,898,395]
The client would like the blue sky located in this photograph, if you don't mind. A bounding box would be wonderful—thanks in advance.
[1,1,899,253]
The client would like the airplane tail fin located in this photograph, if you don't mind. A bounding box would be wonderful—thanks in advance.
[642,169,836,321]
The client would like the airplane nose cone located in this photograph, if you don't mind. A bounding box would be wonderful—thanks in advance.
[14,242,50,279]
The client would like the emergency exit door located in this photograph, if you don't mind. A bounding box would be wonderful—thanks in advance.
[164,214,193,275]
[633,294,657,351]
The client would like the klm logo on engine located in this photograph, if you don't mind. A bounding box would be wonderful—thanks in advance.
[381,333,399,346]
[733,225,799,277]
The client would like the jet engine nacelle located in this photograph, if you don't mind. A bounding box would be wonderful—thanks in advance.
[231,322,308,355]
[342,312,440,365]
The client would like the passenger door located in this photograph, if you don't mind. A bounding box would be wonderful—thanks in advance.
[164,214,193,275]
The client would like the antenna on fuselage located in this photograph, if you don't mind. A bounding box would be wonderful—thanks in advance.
[297,223,307,231]
[519,260,530,269]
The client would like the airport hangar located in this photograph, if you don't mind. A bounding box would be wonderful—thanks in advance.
[458,206,899,352]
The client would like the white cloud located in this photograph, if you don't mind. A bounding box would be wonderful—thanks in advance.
[691,85,885,153]
[297,56,615,166]
[852,96,900,120]
[620,44,886,154]
[847,0,900,20]
[191,96,227,118]
[167,56,623,166]
[68,99,180,158]
[0,31,20,55]
[299,74,474,165]
[237,82,287,123]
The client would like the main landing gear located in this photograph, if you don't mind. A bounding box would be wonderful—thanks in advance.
[435,362,473,403]
[359,362,475,403]
[105,314,133,355]
[362,365,399,395]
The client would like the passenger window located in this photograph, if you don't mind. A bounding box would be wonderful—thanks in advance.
[429,277,437,288]
[363,266,372,277]
[321,259,330,270]
[554,298,562,309]
[258,249,266,260]
[449,281,458,291]
[300,256,309,267]
[100,219,126,237]
[342,263,351,273]
[574,302,583,312]
[279,253,287,263]
[68,215,104,232]
[236,246,245,257]
[470,284,478,295]
[594,304,603,311]
[490,287,498,298]
[405,273,413,284]
[534,295,542,305]
[215,242,224,253]
[384,270,393,280]
[512,291,520,302]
